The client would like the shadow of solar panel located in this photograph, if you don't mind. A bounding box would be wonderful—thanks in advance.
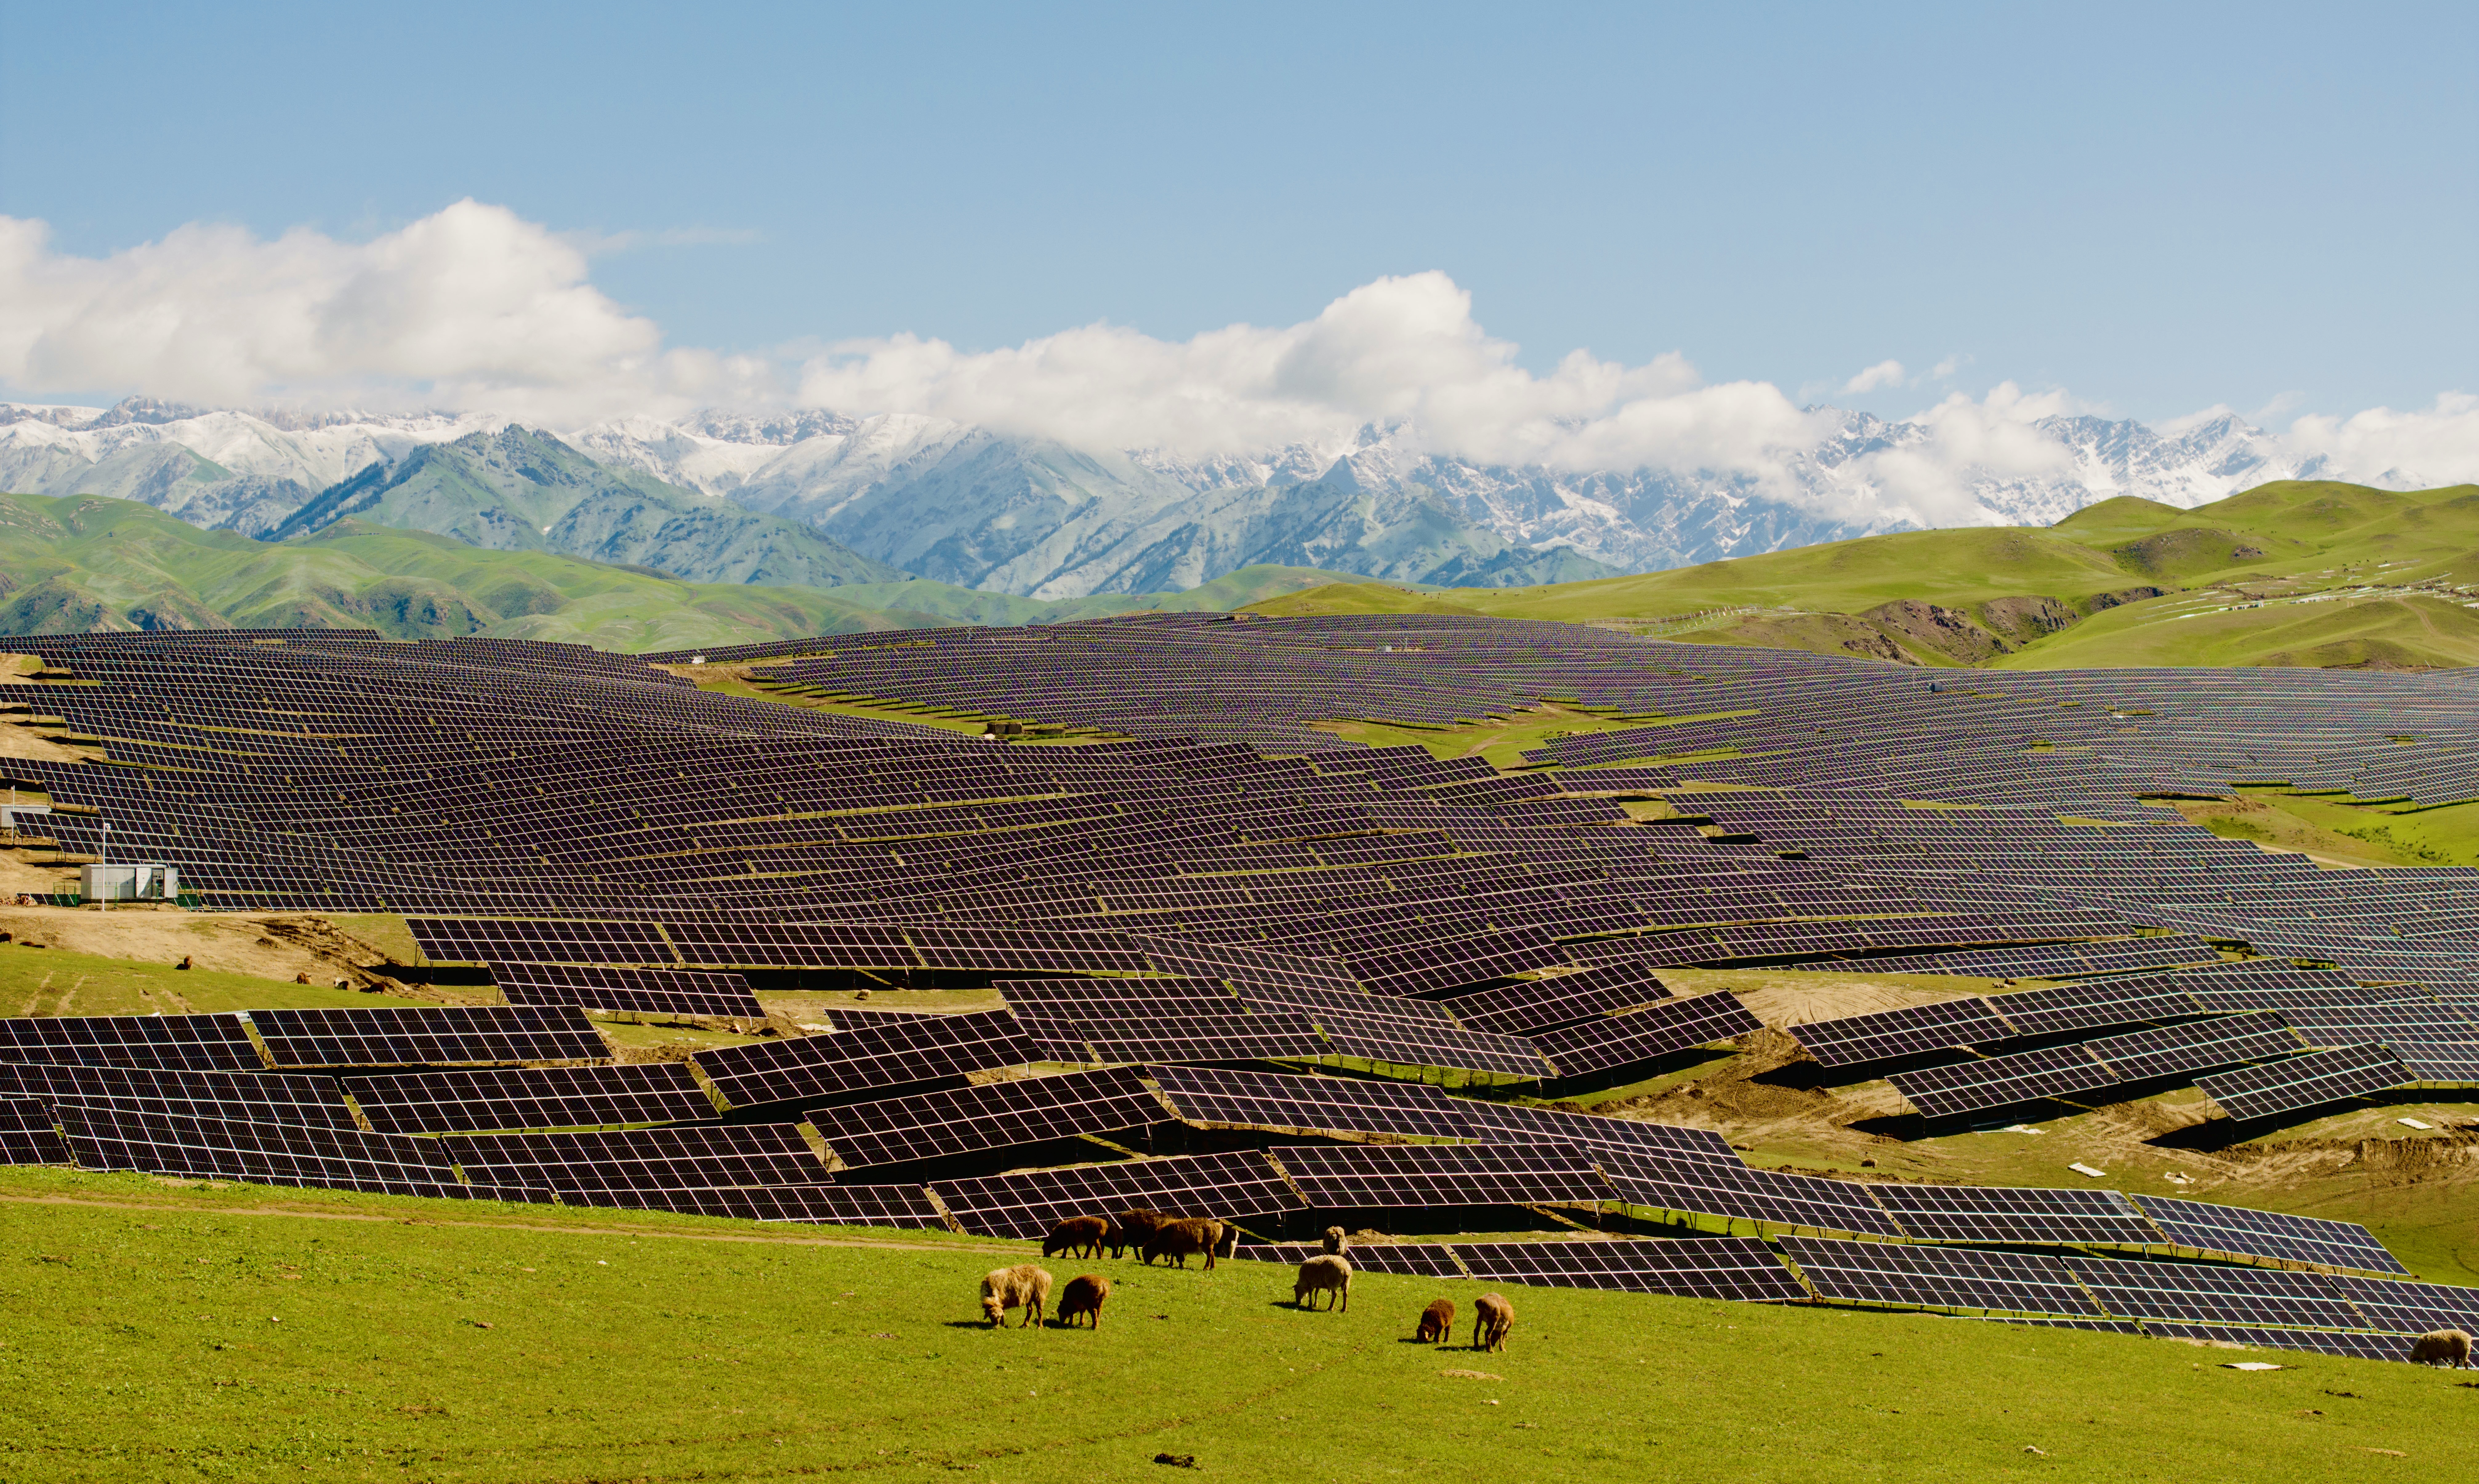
[2127,1194,2408,1275]
[1459,1102,1741,1167]
[1982,981,2208,1038]
[1779,1235,2103,1316]
[929,1150,1302,1239]
[490,962,764,1019]
[1594,1148,1906,1237]
[0,1014,261,1072]
[0,1097,70,1164]
[1126,935,1358,992]
[1869,1184,2159,1246]
[1451,1237,1808,1301]
[2197,1045,2409,1121]
[1272,1142,1616,1209]
[581,1183,948,1227]
[2143,1322,2413,1361]
[1150,1064,1476,1141]
[346,1064,715,1134]
[251,1005,608,1069]
[1791,999,2018,1068]
[2326,1275,2479,1334]
[1888,1045,2116,1119]
[0,1063,357,1128]
[1532,994,1762,1077]
[1311,1008,1550,1079]
[59,1105,459,1190]
[444,1124,827,1193]
[808,1067,1165,1170]
[693,1011,1035,1108]
[2059,1255,2364,1327]
[1445,962,1674,1035]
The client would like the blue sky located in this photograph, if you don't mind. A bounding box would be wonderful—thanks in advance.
[1,0,2471,426]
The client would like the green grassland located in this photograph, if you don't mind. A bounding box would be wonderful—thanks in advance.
[3,1170,2469,1484]
[0,942,446,1019]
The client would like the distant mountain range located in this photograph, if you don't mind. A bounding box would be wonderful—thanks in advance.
[0,396,2391,600]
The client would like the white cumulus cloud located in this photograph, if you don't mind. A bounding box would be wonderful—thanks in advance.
[1839,359,1907,394]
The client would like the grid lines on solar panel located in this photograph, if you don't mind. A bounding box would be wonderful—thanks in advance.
[2195,1044,2409,1121]
[1457,1101,1742,1166]
[2388,1040,2479,1083]
[1270,1142,1617,1210]
[489,962,765,1019]
[58,1104,465,1194]
[2325,1275,2479,1334]
[0,1014,262,1072]
[250,1005,608,1069]
[1149,1064,1476,1141]
[0,1097,70,1164]
[692,1011,1035,1108]
[1790,999,2018,1067]
[1978,981,2210,1038]
[1304,1007,1550,1079]
[1867,1184,2160,1246]
[344,1064,716,1134]
[1444,962,1674,1035]
[806,1067,1166,1170]
[1778,1235,2104,1317]
[1886,1045,2116,1120]
[1451,1237,1810,1302]
[1074,1012,1329,1066]
[1229,1243,1471,1275]
[2139,1324,2411,1362]
[443,1124,825,1194]
[2083,1012,2306,1081]
[928,1150,1303,1239]
[2057,1256,2365,1328]
[1530,993,1764,1077]
[1592,1146,1906,1237]
[0,1062,357,1128]
[571,1183,950,1226]
[2126,1193,2409,1275]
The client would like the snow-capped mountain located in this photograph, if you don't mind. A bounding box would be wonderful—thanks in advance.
[0,397,2418,598]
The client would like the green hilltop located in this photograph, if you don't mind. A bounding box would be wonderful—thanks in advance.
[1251,480,2479,670]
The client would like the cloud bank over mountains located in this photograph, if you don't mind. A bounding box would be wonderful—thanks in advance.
[4,200,2475,542]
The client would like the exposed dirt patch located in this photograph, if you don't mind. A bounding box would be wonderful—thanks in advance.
[1730,975,1986,1029]
[0,907,468,997]
[1694,613,1915,665]
[1858,600,2010,665]
[1976,596,2079,644]
[2085,585,2171,612]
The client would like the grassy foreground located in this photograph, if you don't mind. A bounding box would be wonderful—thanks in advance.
[0,1170,2468,1483]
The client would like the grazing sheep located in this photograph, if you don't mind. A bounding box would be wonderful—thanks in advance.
[1057,1274,1111,1329]
[979,1264,1054,1329]
[1043,1215,1110,1259]
[1110,1207,1169,1258]
[1320,1225,1348,1255]
[1294,1254,1352,1311]
[1472,1293,1513,1352]
[175,956,192,971]
[1141,1217,1226,1270]
[2410,1329,2473,1367]
[1416,1298,1454,1343]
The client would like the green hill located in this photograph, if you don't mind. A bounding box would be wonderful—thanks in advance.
[1245,480,2479,670]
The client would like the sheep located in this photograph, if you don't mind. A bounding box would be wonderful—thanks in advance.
[1140,1217,1225,1270]
[1043,1215,1110,1260]
[1471,1293,1513,1352]
[175,956,193,971]
[1320,1225,1348,1255]
[1057,1274,1111,1329]
[1110,1207,1169,1258]
[979,1264,1053,1329]
[1294,1254,1352,1311]
[1416,1298,1454,1344]
[2410,1329,2473,1367]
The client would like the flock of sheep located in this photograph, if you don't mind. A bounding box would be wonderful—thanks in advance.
[975,1211,1513,1350]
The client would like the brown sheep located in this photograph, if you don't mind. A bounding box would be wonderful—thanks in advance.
[1141,1217,1225,1270]
[1472,1293,1513,1352]
[1057,1274,1111,1329]
[1320,1225,1348,1255]
[1416,1297,1454,1343]
[1294,1254,1352,1311]
[1110,1207,1169,1258]
[1043,1215,1110,1259]
[2410,1329,2473,1367]
[979,1264,1053,1329]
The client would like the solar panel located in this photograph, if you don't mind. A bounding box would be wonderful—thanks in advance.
[2326,1275,2479,1335]
[444,1124,827,1194]
[2059,1255,2365,1328]
[693,1011,1035,1108]
[1150,1064,1476,1141]
[0,1014,262,1072]
[1452,1237,1809,1302]
[2086,1012,2304,1081]
[1887,1045,2116,1120]
[1867,1184,2160,1246]
[0,1062,357,1129]
[1530,993,1764,1077]
[2388,1040,2479,1083]
[1594,1147,1907,1237]
[250,1005,608,1069]
[345,1064,716,1134]
[929,1150,1304,1239]
[1791,998,2018,1068]
[2196,1045,2408,1121]
[1444,962,1674,1035]
[0,1097,70,1164]
[1977,981,2206,1038]
[1459,1101,1742,1166]
[1333,1244,1471,1277]
[58,1104,465,1194]
[579,1183,949,1227]
[1272,1143,1618,1211]
[1779,1235,2104,1317]
[1076,1012,1329,1066]
[490,962,766,1019]
[1308,1007,1551,1079]
[806,1067,1166,1170]
[2139,1323,2411,1362]
[2127,1193,2409,1275]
